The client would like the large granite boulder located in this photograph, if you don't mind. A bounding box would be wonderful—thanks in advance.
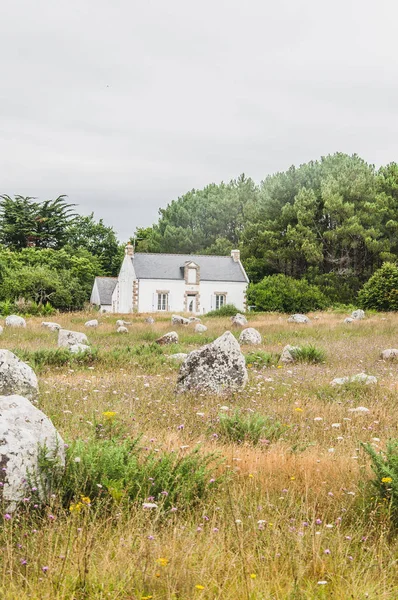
[344,317,354,324]
[351,309,365,320]
[195,324,208,333]
[58,329,89,348]
[331,372,377,386]
[231,314,248,327]
[85,319,98,328]
[280,344,301,364]
[381,349,398,361]
[0,395,65,509]
[189,317,201,323]
[239,328,262,345]
[176,331,248,394]
[5,315,26,328]
[171,315,190,326]
[288,314,310,324]
[156,331,179,345]
[0,350,39,402]
[41,322,61,331]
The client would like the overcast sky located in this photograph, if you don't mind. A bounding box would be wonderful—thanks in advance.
[1,0,398,241]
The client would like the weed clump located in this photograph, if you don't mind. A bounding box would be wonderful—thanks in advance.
[216,410,287,445]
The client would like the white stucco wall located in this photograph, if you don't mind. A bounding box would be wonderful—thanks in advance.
[199,281,247,313]
[138,279,186,313]
[117,255,136,313]
[136,279,247,314]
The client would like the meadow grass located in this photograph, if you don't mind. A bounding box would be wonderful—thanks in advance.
[1,310,398,598]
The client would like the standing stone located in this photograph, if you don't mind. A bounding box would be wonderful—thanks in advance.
[239,328,262,345]
[351,309,365,320]
[117,326,128,334]
[168,353,188,362]
[5,316,26,328]
[0,394,65,509]
[69,344,91,354]
[116,320,130,327]
[231,314,248,327]
[381,349,398,361]
[58,329,89,348]
[0,350,39,402]
[280,344,301,364]
[41,322,61,331]
[171,315,190,325]
[330,372,377,386]
[156,332,179,345]
[195,324,208,333]
[287,314,310,324]
[145,317,155,324]
[176,331,248,394]
[85,319,98,328]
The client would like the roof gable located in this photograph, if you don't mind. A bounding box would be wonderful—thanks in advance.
[95,277,118,304]
[132,253,248,282]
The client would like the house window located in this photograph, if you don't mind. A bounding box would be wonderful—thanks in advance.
[188,268,197,284]
[157,293,168,311]
[216,294,226,310]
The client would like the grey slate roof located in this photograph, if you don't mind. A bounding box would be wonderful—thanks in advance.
[132,253,248,282]
[95,277,117,304]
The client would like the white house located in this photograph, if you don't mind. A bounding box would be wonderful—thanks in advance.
[91,244,249,314]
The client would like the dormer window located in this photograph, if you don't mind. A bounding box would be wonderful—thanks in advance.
[184,261,200,285]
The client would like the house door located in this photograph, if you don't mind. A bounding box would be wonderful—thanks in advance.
[187,294,196,312]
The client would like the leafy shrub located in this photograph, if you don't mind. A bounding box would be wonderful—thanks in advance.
[206,303,241,317]
[358,262,398,311]
[362,440,398,525]
[247,274,328,313]
[0,299,55,316]
[290,345,326,364]
[245,350,279,368]
[59,438,223,512]
[216,410,287,445]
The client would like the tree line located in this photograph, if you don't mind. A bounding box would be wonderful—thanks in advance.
[0,195,122,312]
[135,153,398,306]
[4,152,398,312]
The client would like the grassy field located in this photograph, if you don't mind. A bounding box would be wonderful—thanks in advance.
[2,310,398,599]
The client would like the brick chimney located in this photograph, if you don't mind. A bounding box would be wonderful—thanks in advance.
[125,242,134,257]
[231,249,240,263]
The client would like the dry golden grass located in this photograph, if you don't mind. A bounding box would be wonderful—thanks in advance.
[2,310,398,598]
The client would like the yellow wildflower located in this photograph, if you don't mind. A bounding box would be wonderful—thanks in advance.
[250,573,257,579]
[382,477,392,484]
[102,411,116,420]
[141,596,153,600]
[80,495,91,505]
[195,584,205,590]
[295,407,304,412]
[156,557,169,567]
[69,502,83,513]
[290,476,295,481]
[248,474,254,478]
[277,365,283,369]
